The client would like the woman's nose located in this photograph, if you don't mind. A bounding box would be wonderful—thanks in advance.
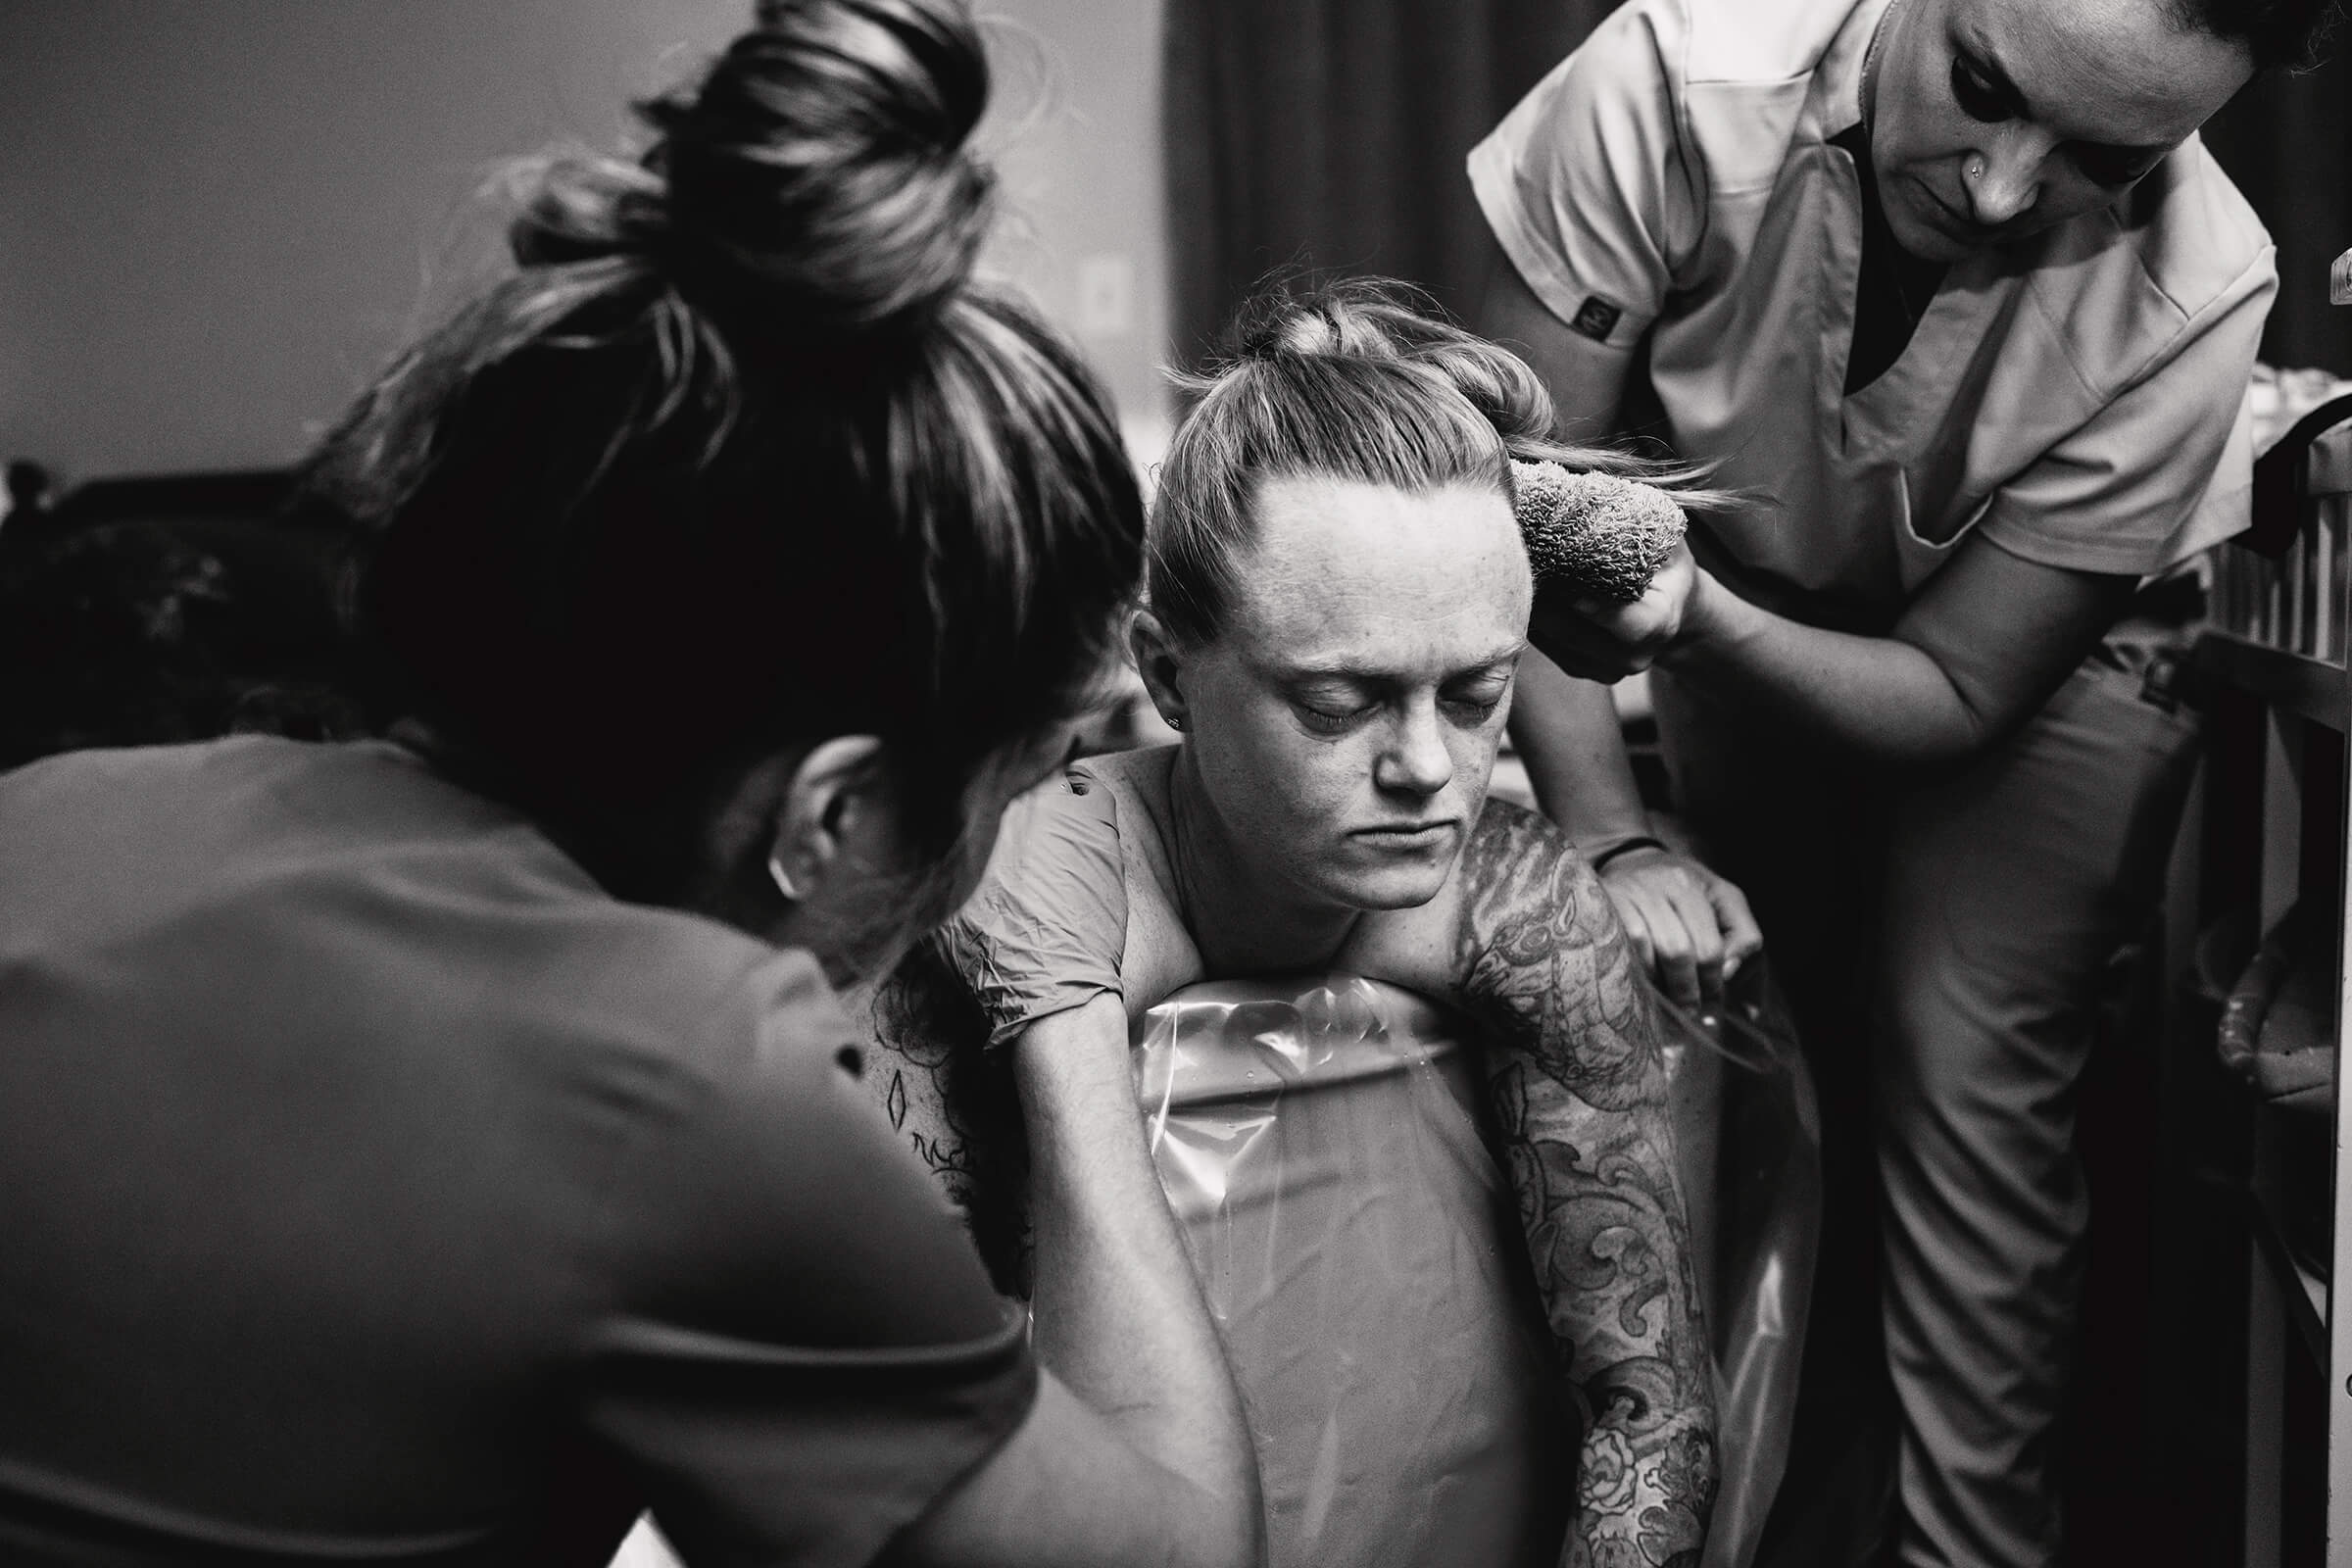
[1374,706,1455,798]
[1965,132,2047,227]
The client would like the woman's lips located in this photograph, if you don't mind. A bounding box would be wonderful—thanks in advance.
[1351,820,1460,849]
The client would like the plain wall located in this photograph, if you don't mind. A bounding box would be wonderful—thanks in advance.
[0,0,1169,482]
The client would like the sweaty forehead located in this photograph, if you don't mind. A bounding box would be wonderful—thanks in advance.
[1222,473,1531,667]
[1954,0,2252,143]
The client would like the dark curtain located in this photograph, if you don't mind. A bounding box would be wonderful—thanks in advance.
[2203,49,2352,377]
[1161,0,1618,363]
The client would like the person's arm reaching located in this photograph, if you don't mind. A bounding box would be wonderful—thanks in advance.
[1448,803,1718,1568]
[888,993,1263,1568]
[1483,235,1760,1001]
[897,776,1263,1567]
[1507,653,1758,1002]
[1666,538,2132,761]
[1494,217,2271,765]
[1495,259,2136,759]
[1525,528,2136,764]
[580,947,1258,1568]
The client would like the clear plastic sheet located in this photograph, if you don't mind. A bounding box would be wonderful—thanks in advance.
[1652,963,1822,1568]
[1134,966,1819,1568]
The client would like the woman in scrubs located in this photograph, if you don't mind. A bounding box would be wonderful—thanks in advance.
[1469,0,2333,1562]
[881,281,1719,1568]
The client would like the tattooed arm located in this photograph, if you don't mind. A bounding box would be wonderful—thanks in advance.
[863,942,1035,1295]
[1452,801,1717,1568]
[855,770,1136,1291]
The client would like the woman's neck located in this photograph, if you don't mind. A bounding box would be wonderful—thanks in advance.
[1163,747,1359,977]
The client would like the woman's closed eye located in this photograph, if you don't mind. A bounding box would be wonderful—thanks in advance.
[1295,697,1378,734]
[1441,695,1504,727]
[1950,55,2009,123]
[1284,674,1380,733]
[1442,674,1512,726]
[2070,142,2158,188]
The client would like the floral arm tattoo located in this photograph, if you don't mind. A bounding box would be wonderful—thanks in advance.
[1452,802,1717,1568]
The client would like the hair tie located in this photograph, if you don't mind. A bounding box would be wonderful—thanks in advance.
[1586,834,1668,873]
[1510,459,1688,603]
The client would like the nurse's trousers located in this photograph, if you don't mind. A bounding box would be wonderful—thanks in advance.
[1655,619,2202,1568]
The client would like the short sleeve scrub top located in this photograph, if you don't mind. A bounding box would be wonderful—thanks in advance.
[0,737,1035,1568]
[1469,0,2275,632]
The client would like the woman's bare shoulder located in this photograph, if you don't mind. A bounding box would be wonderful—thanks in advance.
[1451,797,1658,1107]
[1456,796,1598,904]
[1453,796,1627,962]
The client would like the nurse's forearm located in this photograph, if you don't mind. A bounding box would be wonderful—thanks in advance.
[1015,999,1264,1548]
[1660,570,1991,762]
[1655,538,2140,764]
[1505,653,1653,846]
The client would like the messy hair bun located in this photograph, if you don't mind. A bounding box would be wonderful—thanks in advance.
[524,0,995,333]
[507,0,993,334]
[304,0,1144,934]
[1151,277,1716,647]
[1220,281,1562,459]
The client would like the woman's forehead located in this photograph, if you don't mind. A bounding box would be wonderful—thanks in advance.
[1223,473,1530,663]
[1944,0,2252,143]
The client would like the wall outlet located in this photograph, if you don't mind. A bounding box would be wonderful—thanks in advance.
[1075,252,1135,337]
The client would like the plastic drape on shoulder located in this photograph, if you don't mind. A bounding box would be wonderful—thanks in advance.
[1133,963,1818,1568]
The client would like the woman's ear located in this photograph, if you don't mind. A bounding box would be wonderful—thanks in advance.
[1129,609,1192,733]
[766,734,891,906]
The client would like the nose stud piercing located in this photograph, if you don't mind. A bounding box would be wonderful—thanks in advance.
[1966,156,1985,180]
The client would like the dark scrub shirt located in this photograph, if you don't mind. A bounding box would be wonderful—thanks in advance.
[0,737,1035,1568]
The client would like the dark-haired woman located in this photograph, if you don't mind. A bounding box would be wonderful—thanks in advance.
[1470,0,2331,1560]
[880,281,1719,1568]
[0,4,1257,1566]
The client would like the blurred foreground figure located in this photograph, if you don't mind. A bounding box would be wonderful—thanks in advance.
[0,4,1260,1565]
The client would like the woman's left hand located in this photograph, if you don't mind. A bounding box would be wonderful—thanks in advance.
[1595,843,1763,1004]
[1527,540,1701,682]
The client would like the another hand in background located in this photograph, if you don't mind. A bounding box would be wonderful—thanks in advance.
[1593,841,1761,1005]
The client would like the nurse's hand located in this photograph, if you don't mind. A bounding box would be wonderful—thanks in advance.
[1527,541,1700,682]
[1594,842,1762,1004]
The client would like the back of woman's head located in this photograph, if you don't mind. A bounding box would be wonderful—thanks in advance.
[306,0,1142,903]
[1150,277,1683,649]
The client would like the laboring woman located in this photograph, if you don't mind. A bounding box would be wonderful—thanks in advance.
[1468,0,2335,1562]
[0,4,1260,1564]
[871,281,1720,1568]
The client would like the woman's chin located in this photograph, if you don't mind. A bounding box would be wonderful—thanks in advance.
[1317,854,1455,913]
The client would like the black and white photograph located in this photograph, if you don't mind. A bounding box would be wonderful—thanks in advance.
[2,2,2349,1565]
